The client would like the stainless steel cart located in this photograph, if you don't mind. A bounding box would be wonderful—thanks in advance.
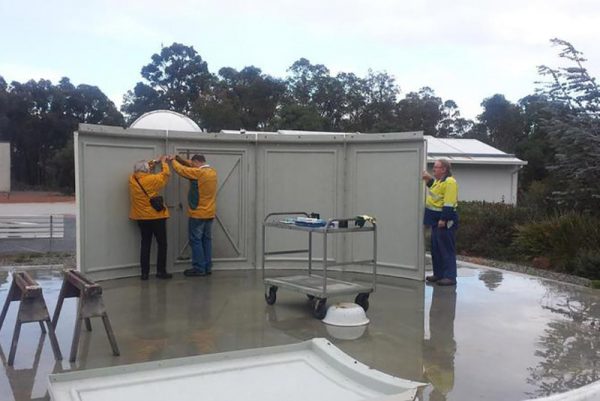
[262,212,377,319]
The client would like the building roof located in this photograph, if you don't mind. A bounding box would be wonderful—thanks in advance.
[219,130,527,166]
[425,135,526,166]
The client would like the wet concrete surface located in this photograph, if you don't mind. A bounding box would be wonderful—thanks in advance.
[0,266,598,401]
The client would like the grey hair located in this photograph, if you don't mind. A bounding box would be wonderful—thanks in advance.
[436,158,453,177]
[134,160,149,173]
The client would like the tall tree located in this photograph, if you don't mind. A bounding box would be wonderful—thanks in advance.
[478,94,526,153]
[515,95,556,188]
[281,58,346,130]
[536,38,600,213]
[195,66,284,131]
[2,77,122,191]
[396,87,468,137]
[122,43,214,124]
[360,70,400,132]
[336,72,367,131]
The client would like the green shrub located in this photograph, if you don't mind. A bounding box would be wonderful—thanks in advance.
[563,249,600,280]
[513,212,600,269]
[457,201,535,260]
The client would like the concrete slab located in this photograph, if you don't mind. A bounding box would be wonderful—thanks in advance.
[0,266,598,401]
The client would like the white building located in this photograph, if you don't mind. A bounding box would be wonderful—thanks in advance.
[425,136,526,205]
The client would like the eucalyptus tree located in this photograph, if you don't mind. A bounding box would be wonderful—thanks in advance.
[195,66,285,131]
[122,43,215,124]
[2,77,122,191]
[477,94,526,153]
[396,87,468,137]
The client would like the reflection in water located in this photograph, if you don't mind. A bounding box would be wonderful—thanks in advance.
[527,284,600,398]
[0,331,61,400]
[424,285,456,401]
[478,269,503,291]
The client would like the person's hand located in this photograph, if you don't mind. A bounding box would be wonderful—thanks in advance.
[159,155,168,163]
[422,170,433,181]
[438,220,446,228]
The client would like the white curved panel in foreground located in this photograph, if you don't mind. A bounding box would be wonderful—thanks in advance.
[48,338,425,401]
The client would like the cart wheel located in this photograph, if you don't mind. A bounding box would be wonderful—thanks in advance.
[306,294,315,301]
[265,286,278,305]
[355,293,370,311]
[313,298,327,319]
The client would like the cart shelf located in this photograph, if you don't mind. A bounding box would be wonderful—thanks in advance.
[262,212,377,319]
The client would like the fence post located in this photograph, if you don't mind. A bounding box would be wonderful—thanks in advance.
[49,215,53,253]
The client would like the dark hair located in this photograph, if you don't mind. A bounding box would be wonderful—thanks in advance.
[191,154,206,163]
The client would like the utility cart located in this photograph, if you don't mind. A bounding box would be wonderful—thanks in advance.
[262,212,377,319]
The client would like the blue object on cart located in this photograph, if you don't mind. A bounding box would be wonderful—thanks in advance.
[294,217,327,227]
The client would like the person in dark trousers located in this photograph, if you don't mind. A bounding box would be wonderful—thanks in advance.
[422,159,459,286]
[171,154,218,277]
[129,156,172,280]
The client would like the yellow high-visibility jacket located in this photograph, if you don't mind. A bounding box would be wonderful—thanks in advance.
[424,176,458,225]
[129,162,170,220]
[172,160,217,219]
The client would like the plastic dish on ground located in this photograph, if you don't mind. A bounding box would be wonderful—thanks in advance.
[324,324,368,340]
[322,302,370,327]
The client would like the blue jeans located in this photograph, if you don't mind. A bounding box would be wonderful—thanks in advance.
[431,224,457,279]
[189,218,213,273]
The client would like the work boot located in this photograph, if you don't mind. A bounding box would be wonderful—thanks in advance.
[140,273,149,281]
[425,275,440,283]
[184,268,206,277]
[437,278,457,286]
[156,272,173,279]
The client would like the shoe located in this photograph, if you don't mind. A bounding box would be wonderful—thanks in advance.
[140,273,149,281]
[156,273,173,279]
[437,278,457,286]
[425,275,440,283]
[206,271,212,275]
[184,268,206,277]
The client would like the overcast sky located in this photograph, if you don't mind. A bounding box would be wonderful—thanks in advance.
[1,0,599,120]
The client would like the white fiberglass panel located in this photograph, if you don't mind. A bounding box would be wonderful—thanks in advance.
[49,339,424,401]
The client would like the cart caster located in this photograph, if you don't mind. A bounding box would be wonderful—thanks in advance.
[313,298,327,319]
[355,293,370,311]
[265,286,278,305]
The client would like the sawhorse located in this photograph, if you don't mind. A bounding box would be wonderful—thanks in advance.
[0,271,62,366]
[52,269,120,362]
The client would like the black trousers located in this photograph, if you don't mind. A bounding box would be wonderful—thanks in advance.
[137,218,167,275]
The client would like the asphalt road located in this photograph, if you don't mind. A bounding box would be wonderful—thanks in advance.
[0,202,76,254]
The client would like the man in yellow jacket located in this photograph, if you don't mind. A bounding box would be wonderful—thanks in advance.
[422,159,459,286]
[129,156,172,280]
[171,154,218,277]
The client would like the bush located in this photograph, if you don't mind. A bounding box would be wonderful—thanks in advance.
[563,249,600,280]
[513,212,600,270]
[457,201,535,260]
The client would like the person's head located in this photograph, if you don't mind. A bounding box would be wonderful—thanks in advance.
[433,159,452,180]
[191,154,206,167]
[134,160,149,173]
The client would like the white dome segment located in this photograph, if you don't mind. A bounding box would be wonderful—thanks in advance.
[130,110,201,132]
